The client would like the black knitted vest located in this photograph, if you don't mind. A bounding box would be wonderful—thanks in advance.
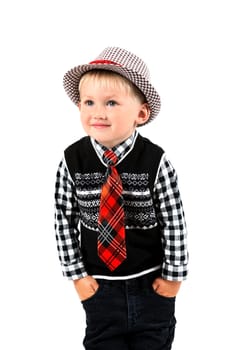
[65,134,164,276]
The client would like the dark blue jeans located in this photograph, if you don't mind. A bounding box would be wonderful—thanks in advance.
[81,272,176,349]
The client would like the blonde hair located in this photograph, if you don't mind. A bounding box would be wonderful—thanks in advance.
[79,70,147,104]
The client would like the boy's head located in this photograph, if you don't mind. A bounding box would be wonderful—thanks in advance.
[78,69,150,148]
[63,47,161,125]
[79,70,147,106]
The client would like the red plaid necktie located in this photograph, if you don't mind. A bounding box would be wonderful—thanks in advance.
[98,150,127,271]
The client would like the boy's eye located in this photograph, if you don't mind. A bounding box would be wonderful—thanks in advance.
[84,100,94,106]
[107,100,117,106]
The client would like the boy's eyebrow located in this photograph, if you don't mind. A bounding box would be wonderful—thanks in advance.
[80,95,94,99]
[80,94,120,100]
[104,95,119,99]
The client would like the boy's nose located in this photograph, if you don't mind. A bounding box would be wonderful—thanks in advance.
[93,107,107,119]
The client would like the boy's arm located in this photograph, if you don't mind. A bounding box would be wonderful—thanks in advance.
[153,154,188,293]
[73,276,99,301]
[152,278,181,297]
[54,158,88,280]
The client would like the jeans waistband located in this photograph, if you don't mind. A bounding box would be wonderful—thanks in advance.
[96,269,161,288]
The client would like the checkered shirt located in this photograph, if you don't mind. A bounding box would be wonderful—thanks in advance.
[55,131,188,281]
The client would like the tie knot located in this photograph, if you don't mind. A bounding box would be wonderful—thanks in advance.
[103,150,118,166]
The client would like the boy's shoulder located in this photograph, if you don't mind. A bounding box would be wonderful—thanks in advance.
[65,136,90,153]
[64,136,93,165]
[138,134,164,155]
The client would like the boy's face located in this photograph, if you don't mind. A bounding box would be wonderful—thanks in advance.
[78,77,150,148]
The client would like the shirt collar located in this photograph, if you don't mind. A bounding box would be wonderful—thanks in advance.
[91,130,138,164]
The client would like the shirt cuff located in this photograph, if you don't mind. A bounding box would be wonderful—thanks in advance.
[61,260,88,280]
[161,261,188,281]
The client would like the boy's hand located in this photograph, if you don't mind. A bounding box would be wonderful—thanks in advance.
[152,277,181,298]
[73,276,99,301]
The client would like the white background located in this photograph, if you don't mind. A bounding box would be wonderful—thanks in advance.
[0,0,233,349]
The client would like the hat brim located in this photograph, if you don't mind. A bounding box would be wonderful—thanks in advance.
[63,64,161,124]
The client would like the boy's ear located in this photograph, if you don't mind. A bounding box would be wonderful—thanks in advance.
[78,102,81,110]
[137,103,150,125]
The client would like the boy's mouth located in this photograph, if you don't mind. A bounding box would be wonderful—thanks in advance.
[91,123,110,128]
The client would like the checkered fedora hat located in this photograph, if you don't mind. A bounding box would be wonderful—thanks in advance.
[63,47,161,123]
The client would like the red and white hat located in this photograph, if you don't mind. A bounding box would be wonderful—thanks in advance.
[63,47,161,124]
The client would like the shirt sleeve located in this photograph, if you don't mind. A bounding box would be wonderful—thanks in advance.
[154,154,189,281]
[54,157,88,280]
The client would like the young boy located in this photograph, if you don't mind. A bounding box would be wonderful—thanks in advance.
[55,47,188,349]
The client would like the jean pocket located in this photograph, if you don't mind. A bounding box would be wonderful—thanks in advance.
[81,283,103,305]
[152,288,176,301]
